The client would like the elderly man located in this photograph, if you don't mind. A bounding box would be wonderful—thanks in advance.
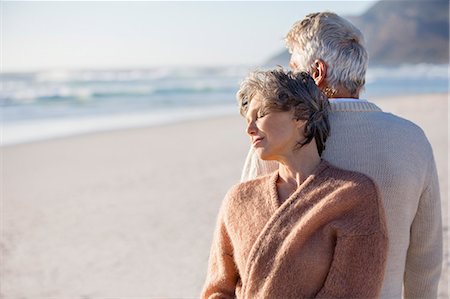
[241,12,443,298]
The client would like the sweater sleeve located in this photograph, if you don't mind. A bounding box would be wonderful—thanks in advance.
[240,146,278,182]
[404,155,443,298]
[201,196,239,299]
[315,232,388,298]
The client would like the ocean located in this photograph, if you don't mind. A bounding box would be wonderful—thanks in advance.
[1,64,448,146]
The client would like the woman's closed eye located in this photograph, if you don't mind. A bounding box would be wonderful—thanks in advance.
[256,110,268,120]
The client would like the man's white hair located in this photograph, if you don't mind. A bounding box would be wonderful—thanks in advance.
[285,12,368,97]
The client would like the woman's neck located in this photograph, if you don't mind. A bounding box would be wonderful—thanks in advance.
[277,142,322,189]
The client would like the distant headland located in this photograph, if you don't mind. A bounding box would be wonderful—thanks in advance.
[265,0,449,67]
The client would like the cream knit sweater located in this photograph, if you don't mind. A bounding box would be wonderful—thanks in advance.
[202,160,388,299]
[240,99,443,298]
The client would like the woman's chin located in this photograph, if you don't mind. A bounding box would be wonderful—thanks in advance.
[255,149,275,161]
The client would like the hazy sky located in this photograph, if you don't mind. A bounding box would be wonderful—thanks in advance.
[2,1,376,72]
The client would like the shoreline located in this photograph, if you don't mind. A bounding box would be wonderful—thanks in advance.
[1,104,238,147]
[2,92,447,148]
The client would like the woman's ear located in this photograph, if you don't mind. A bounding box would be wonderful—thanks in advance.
[311,59,327,88]
[295,119,307,131]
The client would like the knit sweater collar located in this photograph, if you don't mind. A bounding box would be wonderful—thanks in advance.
[329,98,382,112]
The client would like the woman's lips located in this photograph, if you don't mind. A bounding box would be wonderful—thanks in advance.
[252,137,263,146]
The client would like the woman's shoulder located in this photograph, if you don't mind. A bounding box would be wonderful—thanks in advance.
[220,171,276,214]
[322,160,379,196]
[226,171,275,200]
[321,160,387,236]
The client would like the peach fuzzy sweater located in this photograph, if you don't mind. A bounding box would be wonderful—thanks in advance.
[201,160,388,299]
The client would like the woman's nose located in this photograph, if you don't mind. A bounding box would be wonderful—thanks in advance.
[246,121,257,136]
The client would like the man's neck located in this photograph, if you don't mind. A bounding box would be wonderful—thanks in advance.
[325,84,359,99]
[333,90,358,99]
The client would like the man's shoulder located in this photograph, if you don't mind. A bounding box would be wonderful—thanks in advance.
[333,100,420,127]
[371,110,422,129]
[375,111,429,138]
[330,100,431,146]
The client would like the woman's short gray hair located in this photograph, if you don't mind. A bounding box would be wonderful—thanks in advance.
[237,68,330,156]
[285,12,368,97]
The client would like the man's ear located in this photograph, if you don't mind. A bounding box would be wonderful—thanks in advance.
[311,59,327,88]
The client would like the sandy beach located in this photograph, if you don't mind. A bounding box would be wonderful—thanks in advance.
[1,93,448,298]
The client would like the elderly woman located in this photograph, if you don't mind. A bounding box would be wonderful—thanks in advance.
[201,69,388,299]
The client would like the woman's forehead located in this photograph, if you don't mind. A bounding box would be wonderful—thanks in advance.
[247,95,265,110]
